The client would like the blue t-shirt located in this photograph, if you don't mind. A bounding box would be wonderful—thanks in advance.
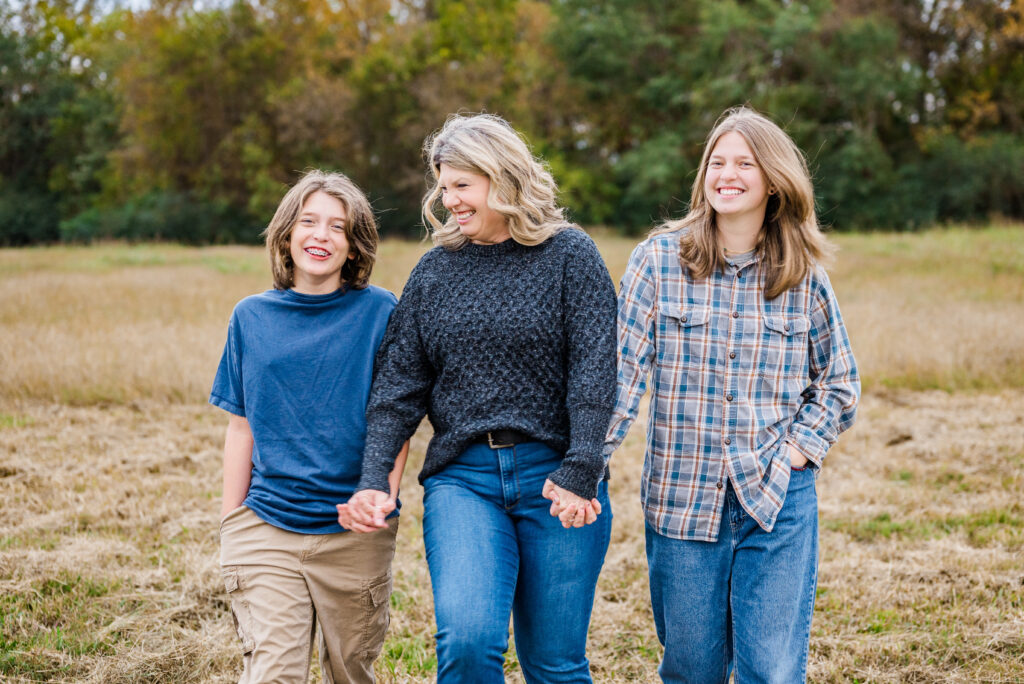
[210,285,397,533]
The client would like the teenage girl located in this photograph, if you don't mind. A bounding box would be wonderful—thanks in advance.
[605,107,860,683]
[212,170,408,684]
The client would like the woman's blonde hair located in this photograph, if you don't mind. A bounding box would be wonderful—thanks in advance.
[422,113,572,249]
[654,106,834,299]
[262,170,378,290]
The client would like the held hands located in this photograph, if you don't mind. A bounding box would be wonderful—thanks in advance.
[342,480,603,531]
[337,489,394,533]
[542,479,602,529]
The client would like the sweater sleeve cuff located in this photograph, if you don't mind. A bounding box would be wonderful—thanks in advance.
[548,402,612,498]
[355,470,390,494]
[547,460,603,500]
[357,436,405,493]
[569,402,613,457]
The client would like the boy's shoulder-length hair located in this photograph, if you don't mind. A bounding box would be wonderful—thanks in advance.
[421,112,575,250]
[262,170,379,291]
[653,106,834,299]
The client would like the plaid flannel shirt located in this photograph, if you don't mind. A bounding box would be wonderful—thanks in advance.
[604,230,860,541]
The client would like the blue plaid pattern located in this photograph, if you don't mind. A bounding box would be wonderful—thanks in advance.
[605,230,860,541]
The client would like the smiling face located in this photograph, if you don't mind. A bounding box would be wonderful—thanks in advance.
[704,131,770,231]
[437,163,510,245]
[288,190,353,294]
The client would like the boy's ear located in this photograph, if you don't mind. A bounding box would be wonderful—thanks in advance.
[348,250,356,260]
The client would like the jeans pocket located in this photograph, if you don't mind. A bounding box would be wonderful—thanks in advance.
[221,566,255,655]
[359,572,392,659]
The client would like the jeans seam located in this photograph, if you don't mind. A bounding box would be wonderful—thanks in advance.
[729,486,742,531]
[512,447,521,508]
[796,566,816,681]
[798,518,818,681]
[504,445,520,510]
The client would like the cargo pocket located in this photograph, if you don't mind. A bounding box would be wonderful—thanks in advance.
[359,573,392,659]
[221,566,255,655]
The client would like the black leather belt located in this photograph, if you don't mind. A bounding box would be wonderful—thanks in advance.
[474,430,532,449]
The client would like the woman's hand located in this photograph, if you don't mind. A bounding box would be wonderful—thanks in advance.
[542,479,602,528]
[339,489,393,533]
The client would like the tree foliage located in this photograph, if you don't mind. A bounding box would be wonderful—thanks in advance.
[1,0,1022,245]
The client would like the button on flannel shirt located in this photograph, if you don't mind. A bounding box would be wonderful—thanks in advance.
[604,230,860,541]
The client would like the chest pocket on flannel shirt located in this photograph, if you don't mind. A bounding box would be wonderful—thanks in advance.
[657,304,711,378]
[758,315,811,384]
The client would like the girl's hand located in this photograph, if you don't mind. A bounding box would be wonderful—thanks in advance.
[542,479,602,528]
[342,489,394,533]
[787,444,809,469]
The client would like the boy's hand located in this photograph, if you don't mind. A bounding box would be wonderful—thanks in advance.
[343,489,394,532]
[336,503,355,530]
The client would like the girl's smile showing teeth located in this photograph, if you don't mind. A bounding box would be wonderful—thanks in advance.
[704,132,769,225]
[304,246,331,259]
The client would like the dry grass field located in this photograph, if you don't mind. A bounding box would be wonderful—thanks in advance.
[1,227,1022,682]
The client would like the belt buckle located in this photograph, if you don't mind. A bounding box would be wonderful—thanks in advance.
[486,432,514,449]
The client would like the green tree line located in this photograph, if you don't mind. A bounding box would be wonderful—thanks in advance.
[2,0,1022,245]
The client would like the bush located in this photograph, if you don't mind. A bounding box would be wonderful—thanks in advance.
[612,132,696,232]
[808,131,1024,231]
[59,192,260,245]
[923,133,1024,223]
[0,189,61,246]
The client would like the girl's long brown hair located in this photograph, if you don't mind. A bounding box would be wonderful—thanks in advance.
[653,107,833,299]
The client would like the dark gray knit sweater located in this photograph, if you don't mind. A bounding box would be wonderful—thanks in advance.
[357,228,617,500]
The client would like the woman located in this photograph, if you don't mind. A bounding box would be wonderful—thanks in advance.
[345,113,617,683]
[605,106,860,682]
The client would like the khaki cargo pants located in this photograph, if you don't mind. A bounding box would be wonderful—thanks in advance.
[219,506,398,684]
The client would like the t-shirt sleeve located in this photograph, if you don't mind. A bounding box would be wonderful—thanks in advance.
[209,309,245,416]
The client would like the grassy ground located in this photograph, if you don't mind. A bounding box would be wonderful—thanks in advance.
[1,227,1022,682]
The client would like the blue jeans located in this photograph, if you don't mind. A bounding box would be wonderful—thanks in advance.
[645,467,818,684]
[422,441,612,684]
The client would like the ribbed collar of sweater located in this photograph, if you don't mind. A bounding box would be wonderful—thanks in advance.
[454,238,530,258]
